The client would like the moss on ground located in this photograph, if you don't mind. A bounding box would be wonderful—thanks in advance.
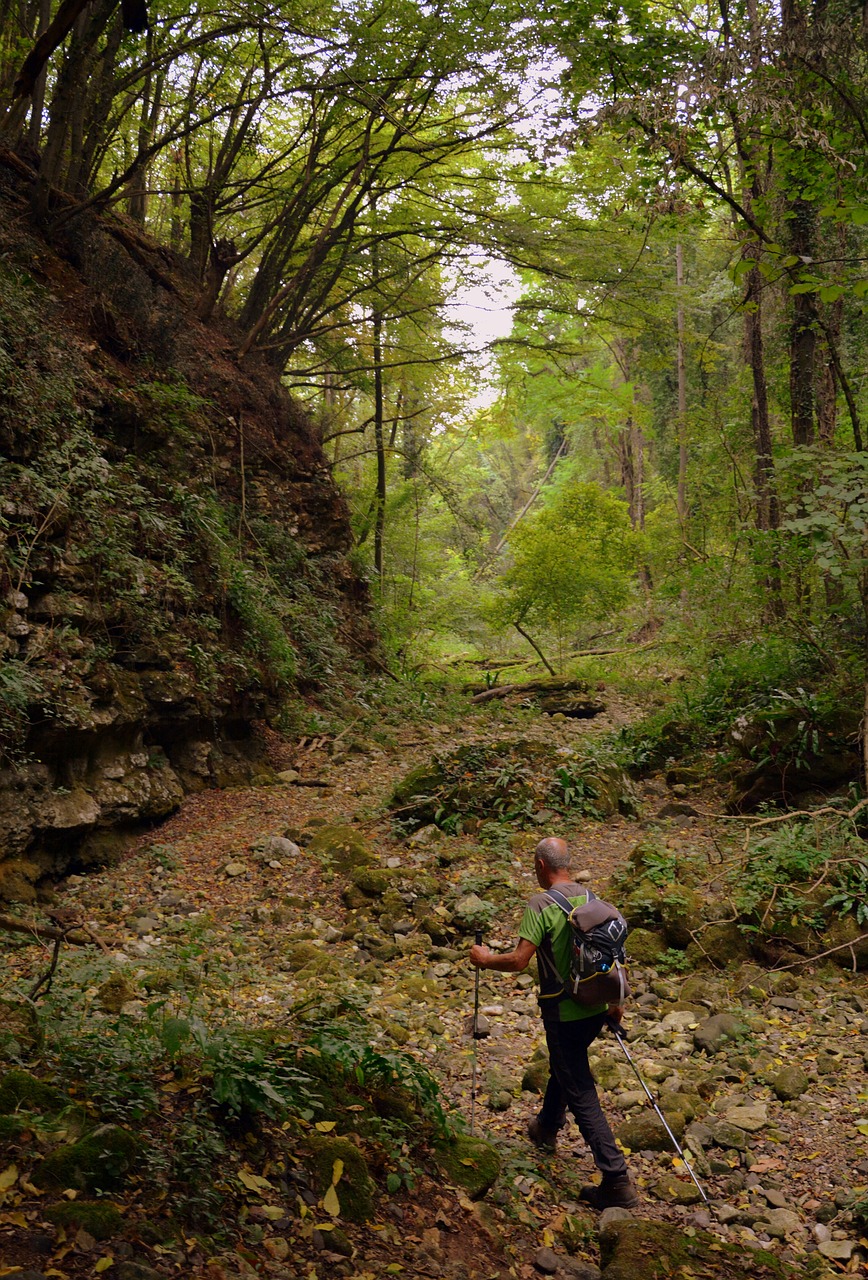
[433,1134,501,1199]
[305,1134,376,1222]
[0,998,41,1058]
[44,1198,125,1239]
[0,1069,69,1114]
[34,1124,143,1192]
[600,1218,801,1279]
[307,825,375,871]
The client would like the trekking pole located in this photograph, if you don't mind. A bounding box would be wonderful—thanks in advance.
[605,1015,709,1205]
[470,929,482,1135]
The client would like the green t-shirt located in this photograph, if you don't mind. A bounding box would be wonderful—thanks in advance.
[519,883,607,1023]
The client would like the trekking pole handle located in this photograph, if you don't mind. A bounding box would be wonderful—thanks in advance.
[475,929,482,945]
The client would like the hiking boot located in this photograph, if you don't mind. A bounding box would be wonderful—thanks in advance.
[579,1174,639,1211]
[527,1116,561,1152]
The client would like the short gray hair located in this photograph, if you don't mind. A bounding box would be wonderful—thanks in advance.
[534,837,571,870]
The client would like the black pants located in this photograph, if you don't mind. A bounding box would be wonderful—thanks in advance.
[537,1012,627,1179]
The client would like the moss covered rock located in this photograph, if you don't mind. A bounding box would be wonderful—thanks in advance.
[349,866,394,897]
[45,1198,125,1240]
[0,1069,68,1115]
[97,973,136,1014]
[307,825,375,872]
[390,763,446,814]
[626,928,667,964]
[600,1217,798,1280]
[695,922,750,966]
[617,1110,685,1152]
[618,879,664,929]
[34,1124,143,1191]
[0,998,41,1058]
[521,1053,550,1094]
[660,889,704,949]
[773,1065,810,1101]
[284,941,324,971]
[433,1134,501,1199]
[0,1113,30,1140]
[305,1134,376,1222]
[824,914,868,969]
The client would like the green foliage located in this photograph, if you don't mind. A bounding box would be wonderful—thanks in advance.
[304,1009,453,1138]
[0,661,45,753]
[550,765,603,818]
[641,847,680,887]
[732,819,867,930]
[655,947,693,975]
[486,482,638,658]
[825,860,868,926]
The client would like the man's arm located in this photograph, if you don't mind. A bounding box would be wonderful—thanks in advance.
[469,938,536,973]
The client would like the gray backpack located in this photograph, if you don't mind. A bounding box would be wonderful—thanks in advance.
[546,887,630,1007]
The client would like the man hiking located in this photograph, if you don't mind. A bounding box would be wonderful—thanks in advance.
[469,835,638,1211]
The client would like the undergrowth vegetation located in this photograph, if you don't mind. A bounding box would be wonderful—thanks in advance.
[0,943,456,1243]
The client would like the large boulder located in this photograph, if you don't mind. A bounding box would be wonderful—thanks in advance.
[0,1069,68,1114]
[625,928,667,965]
[727,705,860,813]
[823,914,868,970]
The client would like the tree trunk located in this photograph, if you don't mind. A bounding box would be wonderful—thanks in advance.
[788,200,817,446]
[25,0,50,148]
[675,241,688,530]
[372,304,386,588]
[514,622,556,677]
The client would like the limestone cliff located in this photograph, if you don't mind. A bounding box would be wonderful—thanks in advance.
[0,154,374,897]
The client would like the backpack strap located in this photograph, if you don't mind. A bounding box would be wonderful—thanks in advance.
[546,886,595,919]
[545,888,574,917]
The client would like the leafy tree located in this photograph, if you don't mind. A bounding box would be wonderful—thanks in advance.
[486,481,639,672]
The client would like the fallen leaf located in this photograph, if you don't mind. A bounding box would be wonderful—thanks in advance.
[0,1166,18,1192]
[315,1120,337,1133]
[322,1184,340,1216]
[0,1211,28,1227]
[94,1257,114,1273]
[332,1157,344,1185]
[238,1170,273,1193]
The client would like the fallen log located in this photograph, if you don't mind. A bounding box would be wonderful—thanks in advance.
[466,677,592,701]
[0,912,108,950]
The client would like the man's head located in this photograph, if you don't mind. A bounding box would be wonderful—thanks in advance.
[534,836,571,887]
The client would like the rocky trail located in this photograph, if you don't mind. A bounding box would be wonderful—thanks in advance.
[0,695,866,1280]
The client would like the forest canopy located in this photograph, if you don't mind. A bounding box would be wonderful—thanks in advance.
[1,0,867,728]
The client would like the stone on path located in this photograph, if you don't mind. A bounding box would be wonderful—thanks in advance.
[693,1013,745,1054]
[654,1172,703,1205]
[617,1110,685,1153]
[724,1103,767,1132]
[772,1065,809,1101]
[818,1240,856,1261]
[758,1207,802,1238]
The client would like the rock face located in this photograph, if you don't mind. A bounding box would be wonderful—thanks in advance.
[0,162,373,895]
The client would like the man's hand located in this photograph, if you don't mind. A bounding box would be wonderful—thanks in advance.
[469,938,536,972]
[607,1004,624,1023]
